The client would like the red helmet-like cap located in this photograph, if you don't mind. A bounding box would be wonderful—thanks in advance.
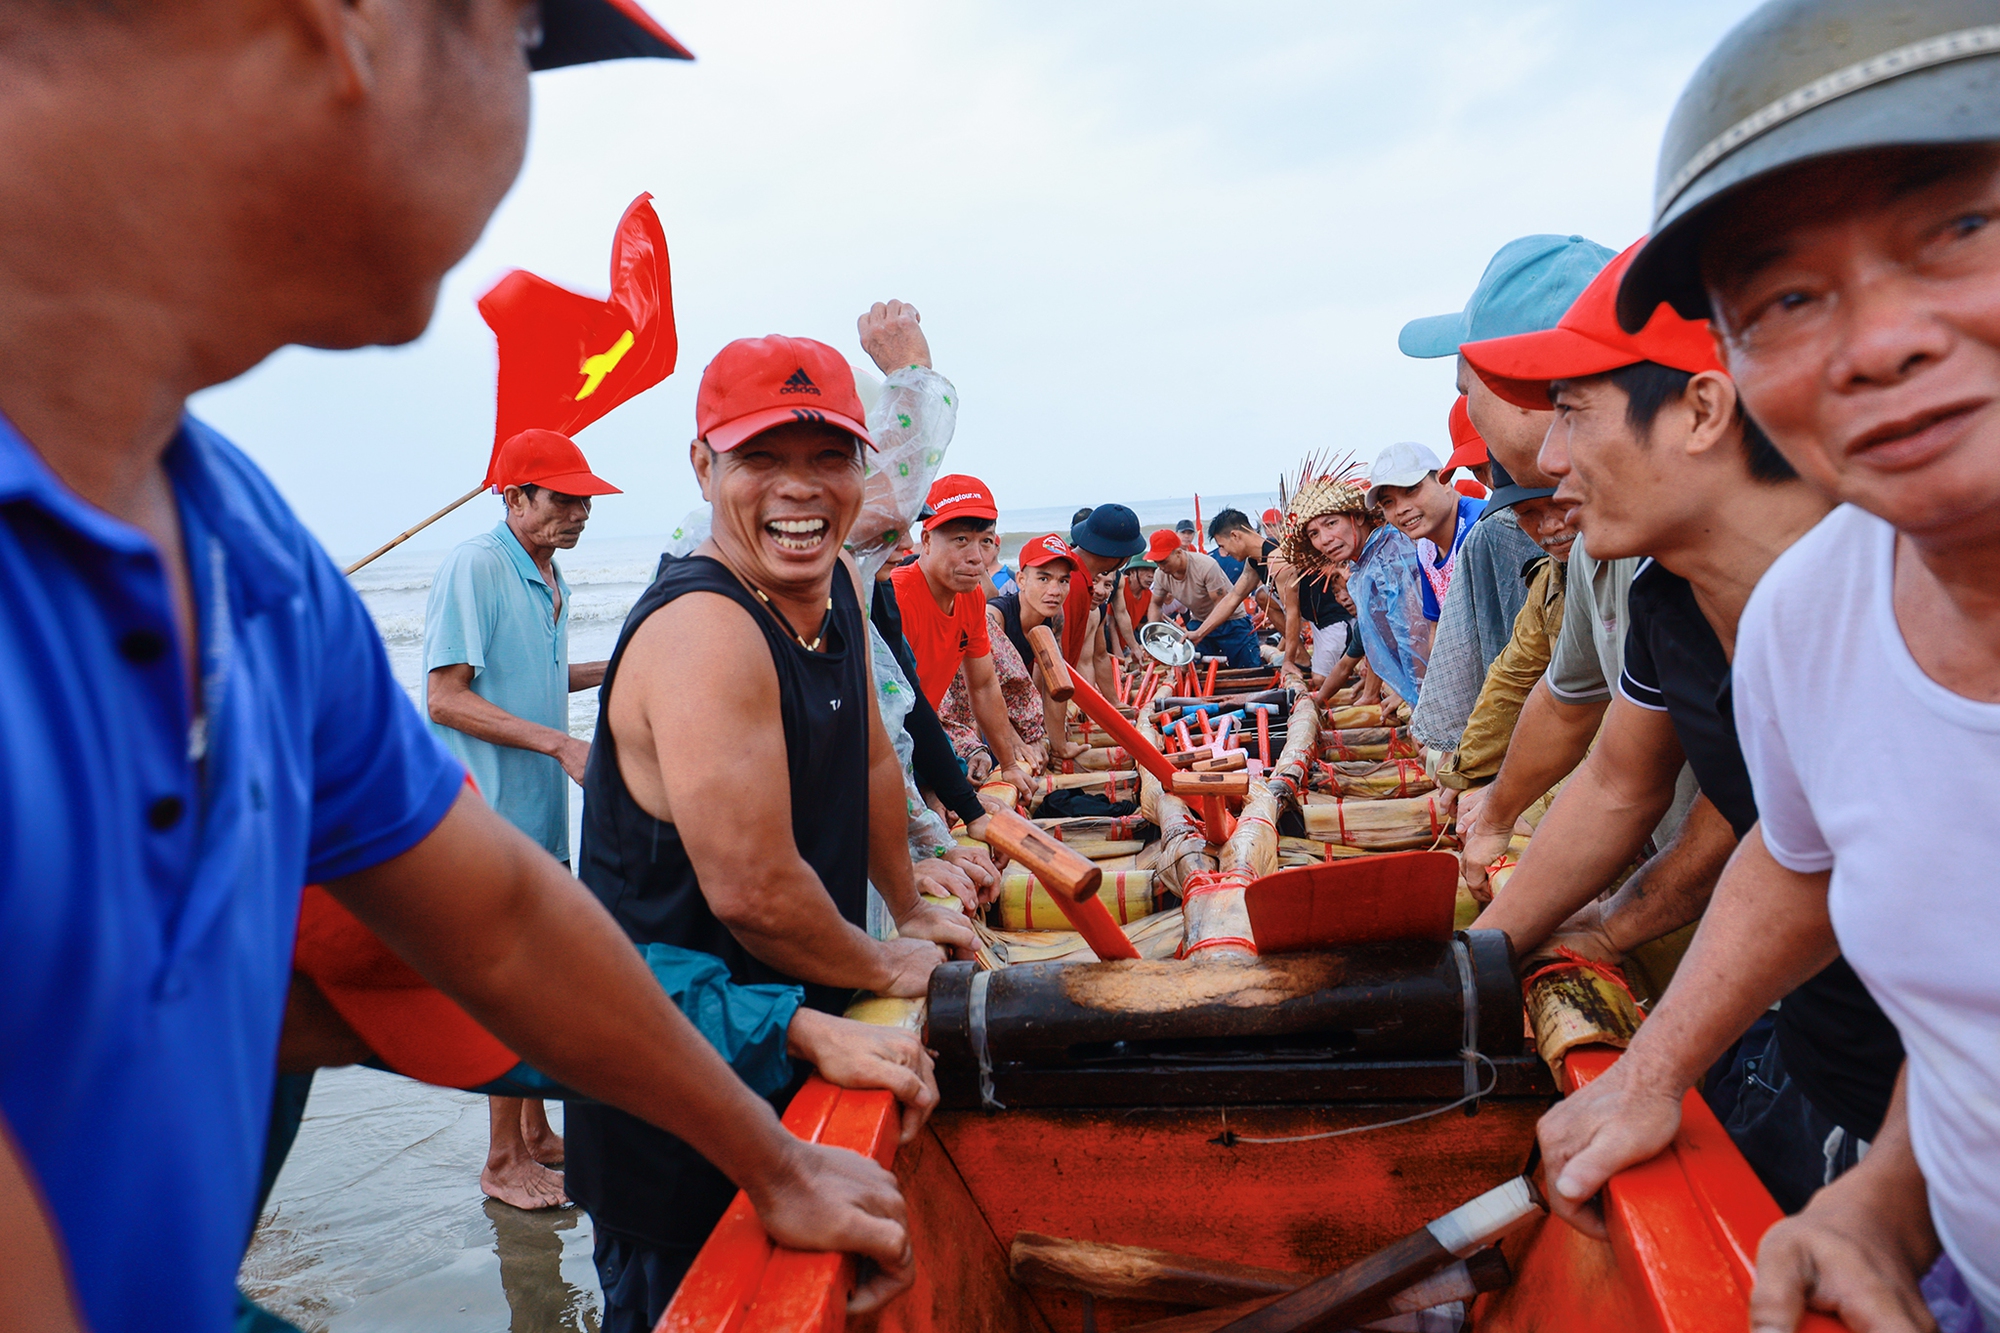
[1018,533,1078,570]
[491,428,622,495]
[1444,395,1489,472]
[1461,238,1723,411]
[696,335,874,452]
[924,474,998,525]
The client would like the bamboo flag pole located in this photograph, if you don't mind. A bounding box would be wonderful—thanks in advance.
[343,483,487,576]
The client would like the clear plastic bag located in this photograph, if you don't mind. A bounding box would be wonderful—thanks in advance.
[848,364,959,586]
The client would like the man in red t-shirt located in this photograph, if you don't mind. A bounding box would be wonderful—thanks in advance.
[891,476,1035,787]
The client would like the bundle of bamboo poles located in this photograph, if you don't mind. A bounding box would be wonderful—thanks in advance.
[995,869,1157,930]
[1300,790,1456,850]
[1319,725,1421,762]
[1321,757,1436,799]
[1135,708,1217,900]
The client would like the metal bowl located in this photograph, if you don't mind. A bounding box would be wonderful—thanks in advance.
[1139,620,1197,668]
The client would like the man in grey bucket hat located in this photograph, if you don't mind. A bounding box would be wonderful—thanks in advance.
[1538,4,2000,1331]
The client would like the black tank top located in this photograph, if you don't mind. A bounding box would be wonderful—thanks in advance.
[565,553,870,1248]
[1295,569,1352,629]
[989,590,1034,665]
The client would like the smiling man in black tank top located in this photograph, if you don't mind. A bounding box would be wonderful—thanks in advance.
[568,335,978,1330]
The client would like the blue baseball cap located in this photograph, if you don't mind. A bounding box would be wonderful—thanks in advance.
[1399,235,1618,359]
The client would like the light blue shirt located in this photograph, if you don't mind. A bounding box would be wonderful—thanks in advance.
[1349,523,1434,707]
[423,520,572,860]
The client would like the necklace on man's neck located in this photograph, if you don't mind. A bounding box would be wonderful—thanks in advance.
[746,581,833,652]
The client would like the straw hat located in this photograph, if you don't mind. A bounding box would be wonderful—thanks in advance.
[1280,456,1370,575]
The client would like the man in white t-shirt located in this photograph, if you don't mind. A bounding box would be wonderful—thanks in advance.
[1537,6,2000,1330]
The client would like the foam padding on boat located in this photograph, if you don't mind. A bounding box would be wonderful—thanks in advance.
[996,871,1156,930]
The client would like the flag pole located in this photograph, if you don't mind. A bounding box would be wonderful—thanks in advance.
[343,483,488,576]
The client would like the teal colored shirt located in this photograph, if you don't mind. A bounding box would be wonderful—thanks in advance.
[423,521,572,860]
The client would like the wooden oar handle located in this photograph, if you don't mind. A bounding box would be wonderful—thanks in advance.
[982,805,1103,903]
[1169,771,1251,798]
[1026,624,1075,702]
[1194,752,1247,773]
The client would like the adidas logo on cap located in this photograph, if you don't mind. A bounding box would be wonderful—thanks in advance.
[779,368,820,395]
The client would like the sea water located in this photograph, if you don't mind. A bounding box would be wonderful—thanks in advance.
[241,494,1276,1330]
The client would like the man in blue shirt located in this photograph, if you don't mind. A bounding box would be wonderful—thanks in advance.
[425,426,617,1210]
[0,4,928,1330]
[1365,442,1483,623]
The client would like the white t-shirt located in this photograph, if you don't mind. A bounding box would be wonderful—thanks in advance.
[1734,504,2000,1319]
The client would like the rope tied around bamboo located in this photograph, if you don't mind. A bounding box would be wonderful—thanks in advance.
[1179,868,1256,958]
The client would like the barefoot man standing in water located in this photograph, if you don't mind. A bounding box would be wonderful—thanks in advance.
[0,4,937,1329]
[425,427,620,1209]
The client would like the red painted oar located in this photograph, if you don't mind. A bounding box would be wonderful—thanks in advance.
[1243,850,1457,955]
[1059,656,1179,787]
[981,805,1139,961]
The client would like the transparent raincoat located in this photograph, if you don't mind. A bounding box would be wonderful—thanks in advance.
[1348,523,1433,706]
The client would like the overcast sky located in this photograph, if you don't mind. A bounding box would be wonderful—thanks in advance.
[191,0,1763,562]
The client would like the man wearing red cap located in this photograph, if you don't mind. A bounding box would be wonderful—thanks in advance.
[568,334,976,1327]
[941,534,1078,771]
[1144,528,1263,669]
[1455,241,1902,1233]
[424,428,619,1209]
[892,475,1037,789]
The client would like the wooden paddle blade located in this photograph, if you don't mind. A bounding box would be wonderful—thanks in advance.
[1243,850,1457,954]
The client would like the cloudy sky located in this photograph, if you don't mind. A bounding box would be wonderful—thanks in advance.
[192,0,1764,561]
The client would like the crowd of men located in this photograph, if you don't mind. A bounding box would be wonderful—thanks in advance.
[2,2,1997,1332]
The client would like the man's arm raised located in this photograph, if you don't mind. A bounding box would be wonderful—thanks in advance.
[1535,826,1839,1238]
[613,589,940,998]
[327,790,914,1285]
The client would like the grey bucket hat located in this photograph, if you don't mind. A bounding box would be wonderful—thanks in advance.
[1617,0,2000,331]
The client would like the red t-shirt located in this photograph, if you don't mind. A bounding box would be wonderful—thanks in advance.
[1122,580,1151,629]
[1061,572,1093,664]
[892,561,991,706]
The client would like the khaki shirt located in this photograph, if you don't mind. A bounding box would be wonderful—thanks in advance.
[1154,550,1236,622]
[1438,556,1565,790]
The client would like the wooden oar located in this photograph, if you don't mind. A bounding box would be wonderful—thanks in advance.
[343,483,486,576]
[980,804,1138,961]
[1214,1178,1542,1332]
[1026,623,1075,703]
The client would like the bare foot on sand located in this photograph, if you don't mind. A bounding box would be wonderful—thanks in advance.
[520,1098,565,1169]
[480,1155,570,1211]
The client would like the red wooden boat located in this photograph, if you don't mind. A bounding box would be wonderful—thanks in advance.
[657,689,1850,1333]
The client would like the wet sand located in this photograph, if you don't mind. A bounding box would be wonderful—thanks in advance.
[241,1068,602,1332]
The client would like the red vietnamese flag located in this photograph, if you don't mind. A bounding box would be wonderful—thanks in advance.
[476,193,678,487]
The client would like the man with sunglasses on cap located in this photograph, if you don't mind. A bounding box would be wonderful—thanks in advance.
[0,5,934,1331]
[1459,240,1904,1266]
[1400,234,1616,757]
[424,428,618,1211]
[569,334,978,1326]
[1541,6,2000,1327]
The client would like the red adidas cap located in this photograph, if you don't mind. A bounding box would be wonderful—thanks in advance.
[492,428,622,495]
[1462,238,1723,412]
[924,474,998,525]
[1145,528,1182,562]
[1444,395,1488,472]
[1019,532,1077,570]
[696,335,874,453]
